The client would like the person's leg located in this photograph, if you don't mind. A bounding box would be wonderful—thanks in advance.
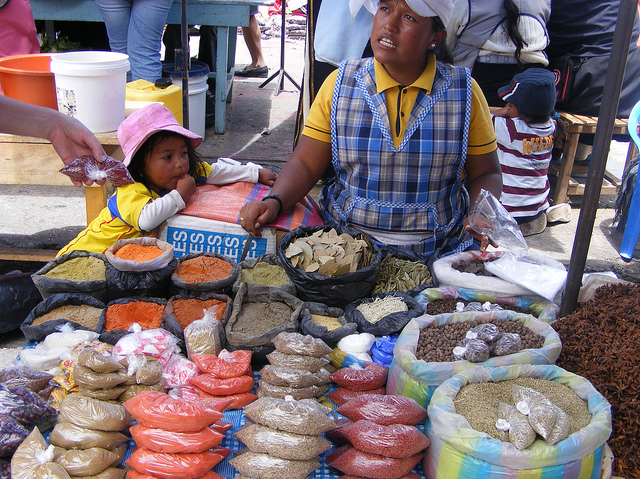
[127,0,173,81]
[240,13,266,71]
[95,0,132,57]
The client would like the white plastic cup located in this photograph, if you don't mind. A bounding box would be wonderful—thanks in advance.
[50,51,130,133]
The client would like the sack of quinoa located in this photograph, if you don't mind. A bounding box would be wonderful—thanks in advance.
[32,250,108,302]
[105,238,177,301]
[386,309,562,409]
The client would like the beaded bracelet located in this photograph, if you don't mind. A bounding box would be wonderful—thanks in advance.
[261,194,284,216]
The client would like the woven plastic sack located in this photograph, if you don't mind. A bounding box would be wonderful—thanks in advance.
[386,310,562,409]
[414,286,559,323]
[424,364,612,478]
[32,250,108,302]
[129,424,224,454]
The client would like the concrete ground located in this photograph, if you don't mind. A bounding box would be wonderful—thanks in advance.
[1,27,639,363]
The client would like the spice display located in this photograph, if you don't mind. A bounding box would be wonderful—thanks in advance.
[30,304,103,329]
[453,377,590,443]
[42,256,106,282]
[426,298,531,316]
[243,397,336,436]
[240,262,290,287]
[172,298,226,329]
[416,318,544,362]
[310,313,342,331]
[373,256,432,294]
[104,301,164,331]
[232,302,293,336]
[284,228,374,277]
[176,256,233,283]
[115,243,164,262]
[356,296,409,324]
[553,282,640,478]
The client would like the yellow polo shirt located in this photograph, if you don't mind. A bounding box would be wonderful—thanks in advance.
[303,55,497,153]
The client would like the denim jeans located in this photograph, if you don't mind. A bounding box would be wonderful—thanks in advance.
[95,0,173,82]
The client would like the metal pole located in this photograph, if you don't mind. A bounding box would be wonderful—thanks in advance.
[179,0,190,129]
[559,0,638,316]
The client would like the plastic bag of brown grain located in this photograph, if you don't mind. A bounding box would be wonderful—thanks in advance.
[58,394,133,432]
[229,449,320,479]
[234,423,331,461]
[10,428,71,479]
[53,447,120,476]
[48,422,129,450]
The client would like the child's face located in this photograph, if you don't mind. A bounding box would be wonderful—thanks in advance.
[143,136,190,193]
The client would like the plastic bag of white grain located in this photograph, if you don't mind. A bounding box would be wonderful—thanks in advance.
[265,351,330,372]
[271,332,332,356]
[243,396,335,435]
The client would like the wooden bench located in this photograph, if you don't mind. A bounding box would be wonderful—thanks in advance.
[0,132,123,262]
[550,111,639,204]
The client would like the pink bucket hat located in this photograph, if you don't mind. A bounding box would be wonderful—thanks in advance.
[117,103,203,166]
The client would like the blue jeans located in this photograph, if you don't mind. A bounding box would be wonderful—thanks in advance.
[95,0,173,82]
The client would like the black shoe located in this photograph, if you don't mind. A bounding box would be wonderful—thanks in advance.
[235,65,268,78]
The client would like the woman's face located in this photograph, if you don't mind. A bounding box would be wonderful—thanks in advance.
[143,136,190,193]
[371,0,446,84]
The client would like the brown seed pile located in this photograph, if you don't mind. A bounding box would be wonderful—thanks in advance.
[31,304,104,329]
[416,318,544,362]
[452,257,498,276]
[454,377,591,442]
[426,298,532,316]
[553,282,640,479]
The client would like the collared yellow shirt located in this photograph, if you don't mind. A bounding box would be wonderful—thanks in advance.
[303,55,497,153]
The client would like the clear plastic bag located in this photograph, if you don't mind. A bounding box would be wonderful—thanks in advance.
[336,394,427,426]
[229,449,320,479]
[266,351,329,372]
[72,363,127,390]
[259,364,329,388]
[161,353,200,389]
[329,362,388,391]
[129,423,224,454]
[470,323,501,343]
[0,384,57,430]
[512,385,557,440]
[192,349,252,378]
[126,447,227,479]
[497,402,536,450]
[271,332,332,357]
[335,419,430,458]
[77,347,124,374]
[257,381,329,400]
[10,428,70,479]
[326,386,386,406]
[58,393,132,432]
[184,309,225,359]
[48,422,129,450]
[53,447,120,476]
[0,365,53,394]
[493,333,523,356]
[59,155,134,186]
[111,327,179,365]
[234,423,331,460]
[120,354,163,386]
[0,415,28,459]
[243,396,335,435]
[326,444,422,479]
[188,374,254,395]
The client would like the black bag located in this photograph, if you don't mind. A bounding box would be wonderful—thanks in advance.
[277,225,382,309]
[299,301,357,347]
[549,56,586,104]
[98,296,167,345]
[345,292,425,336]
[0,271,43,334]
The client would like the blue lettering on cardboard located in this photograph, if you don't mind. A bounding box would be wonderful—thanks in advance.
[166,226,268,262]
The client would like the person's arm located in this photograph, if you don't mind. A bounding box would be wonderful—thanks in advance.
[0,96,107,187]
[239,136,332,236]
[463,150,503,249]
[137,190,186,232]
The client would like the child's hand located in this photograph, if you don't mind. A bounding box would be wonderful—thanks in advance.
[176,175,196,203]
[258,168,277,186]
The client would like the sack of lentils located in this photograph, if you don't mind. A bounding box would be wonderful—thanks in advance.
[277,225,382,309]
[232,253,296,296]
[226,283,302,366]
[21,293,106,341]
[345,292,425,336]
[425,364,611,479]
[299,301,357,347]
[105,238,177,301]
[414,286,559,323]
[32,250,108,303]
[99,297,167,345]
[386,310,561,409]
[171,252,239,296]
[162,292,232,353]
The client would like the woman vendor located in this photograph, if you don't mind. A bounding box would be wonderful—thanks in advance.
[240,0,502,257]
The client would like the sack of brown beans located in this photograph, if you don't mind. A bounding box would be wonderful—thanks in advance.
[387,310,561,409]
[32,250,108,303]
[425,364,612,479]
[21,293,106,342]
[414,286,559,323]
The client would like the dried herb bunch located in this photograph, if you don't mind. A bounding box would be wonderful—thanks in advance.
[553,282,640,479]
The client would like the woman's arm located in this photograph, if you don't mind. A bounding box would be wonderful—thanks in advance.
[239,135,332,236]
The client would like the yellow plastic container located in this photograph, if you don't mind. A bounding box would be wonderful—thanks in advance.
[125,79,183,125]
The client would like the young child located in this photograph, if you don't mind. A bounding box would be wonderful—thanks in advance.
[493,68,570,237]
[58,103,276,256]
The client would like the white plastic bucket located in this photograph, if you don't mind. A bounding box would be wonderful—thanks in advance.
[162,61,210,137]
[50,51,130,133]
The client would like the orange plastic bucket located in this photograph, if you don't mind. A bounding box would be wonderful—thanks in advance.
[0,53,58,110]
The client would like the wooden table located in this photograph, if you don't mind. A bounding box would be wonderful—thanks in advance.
[29,0,267,134]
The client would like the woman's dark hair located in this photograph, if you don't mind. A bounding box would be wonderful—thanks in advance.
[127,130,206,186]
[432,16,453,64]
[503,0,528,67]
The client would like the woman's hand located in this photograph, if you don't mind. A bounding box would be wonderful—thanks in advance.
[464,216,497,252]
[239,200,279,237]
[258,168,277,186]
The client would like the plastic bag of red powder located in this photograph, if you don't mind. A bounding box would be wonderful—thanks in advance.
[192,350,253,378]
[326,387,386,406]
[126,447,228,479]
[188,374,254,396]
[329,362,388,391]
[127,470,224,479]
[60,155,134,186]
[130,424,224,454]
[336,394,427,426]
[335,420,430,458]
[326,445,422,479]
[123,391,224,432]
[210,420,233,434]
